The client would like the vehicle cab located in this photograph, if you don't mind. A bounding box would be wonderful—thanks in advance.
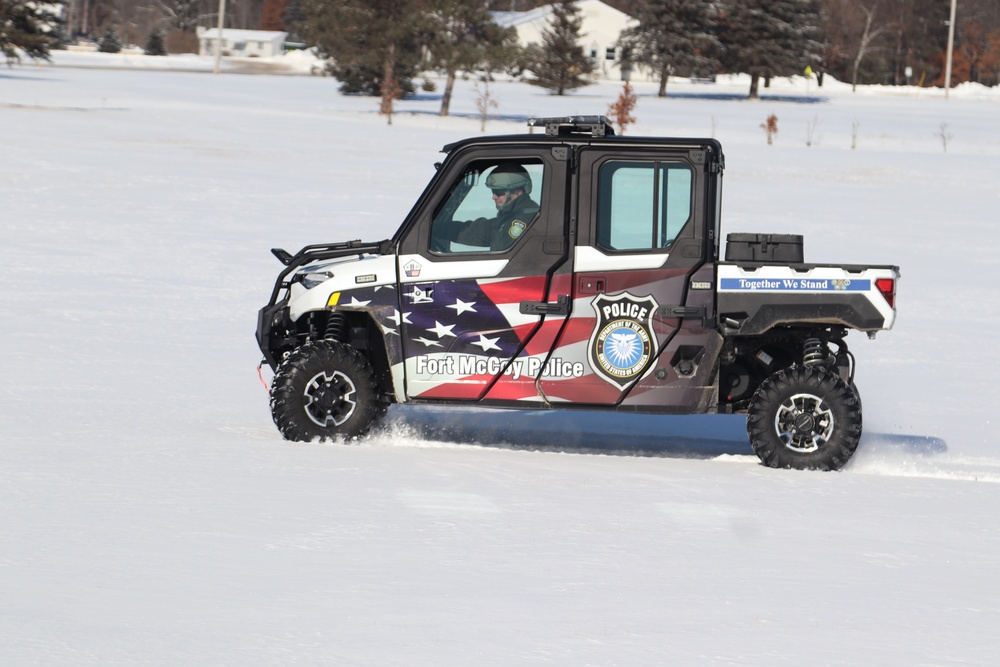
[382,116,725,410]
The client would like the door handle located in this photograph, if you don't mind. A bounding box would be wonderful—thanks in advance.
[578,275,606,295]
[519,295,571,316]
[657,306,707,319]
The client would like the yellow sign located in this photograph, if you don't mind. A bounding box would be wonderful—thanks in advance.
[804,65,814,77]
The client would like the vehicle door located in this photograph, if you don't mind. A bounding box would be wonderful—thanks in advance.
[535,147,715,407]
[395,148,572,401]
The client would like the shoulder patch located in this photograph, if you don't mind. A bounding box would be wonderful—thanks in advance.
[508,220,527,239]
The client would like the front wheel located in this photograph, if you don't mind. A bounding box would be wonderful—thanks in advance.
[270,341,381,442]
[747,366,862,471]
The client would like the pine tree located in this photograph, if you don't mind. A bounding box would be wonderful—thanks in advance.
[0,0,65,64]
[292,0,422,97]
[528,0,594,95]
[619,0,720,97]
[719,0,822,99]
[423,0,520,116]
[98,25,123,53]
[145,29,167,56]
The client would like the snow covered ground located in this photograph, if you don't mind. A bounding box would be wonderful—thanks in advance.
[3,53,1000,665]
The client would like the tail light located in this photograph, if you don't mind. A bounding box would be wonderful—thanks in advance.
[875,278,896,308]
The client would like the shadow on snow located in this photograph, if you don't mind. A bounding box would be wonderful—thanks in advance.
[659,91,828,104]
[380,405,945,460]
[390,92,827,125]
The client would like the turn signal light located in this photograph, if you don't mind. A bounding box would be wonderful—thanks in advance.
[875,278,896,308]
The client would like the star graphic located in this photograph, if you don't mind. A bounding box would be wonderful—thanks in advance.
[345,296,371,307]
[428,321,457,338]
[447,298,477,315]
[413,336,442,348]
[387,310,411,326]
[471,334,501,352]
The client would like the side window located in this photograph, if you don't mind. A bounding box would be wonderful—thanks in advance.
[430,159,544,254]
[596,161,692,252]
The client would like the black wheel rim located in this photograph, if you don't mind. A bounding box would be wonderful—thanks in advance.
[774,392,835,453]
[303,370,358,427]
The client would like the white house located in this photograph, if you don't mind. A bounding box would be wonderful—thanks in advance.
[493,0,637,81]
[196,27,288,59]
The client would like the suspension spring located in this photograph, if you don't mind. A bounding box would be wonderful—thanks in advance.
[802,337,828,367]
[325,312,350,342]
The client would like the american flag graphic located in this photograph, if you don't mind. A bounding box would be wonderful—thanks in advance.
[336,268,693,406]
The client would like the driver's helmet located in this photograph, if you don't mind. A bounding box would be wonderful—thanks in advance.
[486,163,532,195]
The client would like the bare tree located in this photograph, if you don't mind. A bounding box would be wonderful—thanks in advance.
[760,114,778,145]
[805,114,820,146]
[937,122,952,152]
[473,79,498,132]
[851,2,886,91]
[607,80,638,135]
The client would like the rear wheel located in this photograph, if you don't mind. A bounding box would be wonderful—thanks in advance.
[270,341,381,442]
[747,366,862,470]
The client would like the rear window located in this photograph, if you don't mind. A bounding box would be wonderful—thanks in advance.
[596,161,693,252]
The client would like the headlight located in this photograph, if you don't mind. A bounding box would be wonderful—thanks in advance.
[298,271,334,289]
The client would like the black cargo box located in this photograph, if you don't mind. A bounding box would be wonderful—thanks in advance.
[725,233,804,263]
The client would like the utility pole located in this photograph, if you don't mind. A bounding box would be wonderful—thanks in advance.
[214,0,227,75]
[944,0,957,99]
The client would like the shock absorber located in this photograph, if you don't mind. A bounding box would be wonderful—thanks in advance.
[802,337,828,367]
[324,312,350,342]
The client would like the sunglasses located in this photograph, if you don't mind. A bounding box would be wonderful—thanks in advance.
[491,188,511,197]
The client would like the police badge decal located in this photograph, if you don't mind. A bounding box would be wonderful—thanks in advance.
[588,292,660,389]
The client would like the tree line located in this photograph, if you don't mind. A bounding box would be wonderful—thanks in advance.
[4,0,1000,100]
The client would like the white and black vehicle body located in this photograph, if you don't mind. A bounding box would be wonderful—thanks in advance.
[256,117,899,470]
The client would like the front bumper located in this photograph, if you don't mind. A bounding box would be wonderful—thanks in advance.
[256,300,292,370]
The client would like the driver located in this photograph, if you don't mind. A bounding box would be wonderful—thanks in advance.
[436,163,539,252]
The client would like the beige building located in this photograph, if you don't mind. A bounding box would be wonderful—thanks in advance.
[493,0,638,81]
[196,27,288,59]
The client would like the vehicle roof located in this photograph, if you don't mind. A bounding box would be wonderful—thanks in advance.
[440,115,723,158]
[441,133,724,155]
